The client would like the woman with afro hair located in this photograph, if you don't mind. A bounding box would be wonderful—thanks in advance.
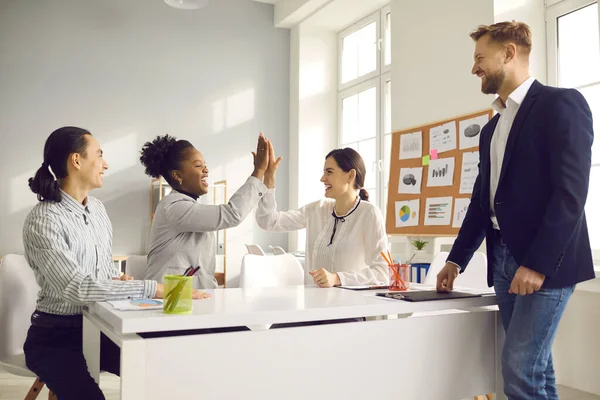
[139,133,275,289]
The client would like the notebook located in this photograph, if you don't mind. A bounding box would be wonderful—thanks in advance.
[339,285,390,291]
[375,290,483,302]
[107,299,164,311]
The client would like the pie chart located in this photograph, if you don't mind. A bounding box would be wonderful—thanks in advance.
[399,205,411,222]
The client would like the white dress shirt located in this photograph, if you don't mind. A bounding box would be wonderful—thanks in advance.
[489,76,536,230]
[255,190,389,286]
[145,177,267,289]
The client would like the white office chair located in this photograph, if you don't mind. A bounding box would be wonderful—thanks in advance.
[239,254,304,288]
[269,245,286,255]
[0,254,56,399]
[454,252,490,290]
[245,244,266,256]
[423,251,450,286]
[125,255,148,280]
[423,251,490,290]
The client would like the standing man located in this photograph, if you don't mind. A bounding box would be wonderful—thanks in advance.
[436,22,595,399]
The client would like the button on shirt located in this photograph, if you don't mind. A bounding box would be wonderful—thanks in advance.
[489,77,536,230]
[23,190,157,315]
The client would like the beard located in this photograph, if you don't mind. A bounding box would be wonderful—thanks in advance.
[481,68,505,94]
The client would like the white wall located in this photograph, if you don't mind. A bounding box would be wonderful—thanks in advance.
[0,0,290,286]
[287,17,340,252]
[389,0,494,260]
[391,0,494,132]
[494,0,547,84]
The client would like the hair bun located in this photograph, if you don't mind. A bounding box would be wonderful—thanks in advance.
[359,188,369,202]
[139,135,178,178]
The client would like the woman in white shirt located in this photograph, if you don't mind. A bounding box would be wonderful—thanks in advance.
[140,133,270,288]
[256,144,389,287]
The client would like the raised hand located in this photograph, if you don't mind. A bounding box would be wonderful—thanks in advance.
[251,133,270,180]
[264,139,282,189]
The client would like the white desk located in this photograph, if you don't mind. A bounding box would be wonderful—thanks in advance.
[83,286,505,400]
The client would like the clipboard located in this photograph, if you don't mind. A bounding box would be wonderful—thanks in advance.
[375,290,483,302]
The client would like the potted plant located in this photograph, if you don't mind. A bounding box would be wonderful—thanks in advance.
[410,239,429,263]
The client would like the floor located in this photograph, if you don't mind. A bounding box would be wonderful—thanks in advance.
[1,366,599,400]
[0,368,119,400]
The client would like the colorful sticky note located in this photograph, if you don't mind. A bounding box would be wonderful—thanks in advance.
[430,149,439,160]
[422,155,430,166]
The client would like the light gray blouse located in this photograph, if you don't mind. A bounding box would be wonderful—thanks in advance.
[144,177,267,289]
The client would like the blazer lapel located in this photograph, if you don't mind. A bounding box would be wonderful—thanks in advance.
[479,115,498,207]
[498,80,542,186]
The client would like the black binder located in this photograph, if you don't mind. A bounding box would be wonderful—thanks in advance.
[376,290,483,302]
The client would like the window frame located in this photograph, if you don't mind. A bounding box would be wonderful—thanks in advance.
[546,0,600,262]
[338,78,381,199]
[337,7,392,215]
[546,0,598,87]
[381,5,392,74]
[380,72,392,216]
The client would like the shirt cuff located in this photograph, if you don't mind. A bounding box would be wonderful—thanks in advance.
[143,280,158,299]
[446,261,462,273]
[247,176,268,192]
[336,272,346,286]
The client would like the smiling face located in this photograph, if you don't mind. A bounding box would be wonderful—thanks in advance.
[320,156,355,199]
[471,34,508,95]
[174,147,210,196]
[73,135,108,190]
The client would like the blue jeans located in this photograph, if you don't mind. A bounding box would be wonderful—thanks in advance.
[490,231,574,400]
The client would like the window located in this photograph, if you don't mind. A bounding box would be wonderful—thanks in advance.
[338,7,391,216]
[547,0,600,261]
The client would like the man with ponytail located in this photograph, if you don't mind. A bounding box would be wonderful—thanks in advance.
[256,144,389,287]
[22,127,209,400]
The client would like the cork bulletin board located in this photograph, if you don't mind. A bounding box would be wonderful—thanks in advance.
[385,109,493,236]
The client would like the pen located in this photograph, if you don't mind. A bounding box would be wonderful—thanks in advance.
[183,266,193,276]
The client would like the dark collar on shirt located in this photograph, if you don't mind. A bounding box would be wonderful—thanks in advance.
[175,188,199,201]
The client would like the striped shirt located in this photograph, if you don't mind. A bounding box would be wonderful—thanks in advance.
[23,190,157,315]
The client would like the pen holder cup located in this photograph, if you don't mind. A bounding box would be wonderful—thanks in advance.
[163,275,193,314]
[389,264,410,291]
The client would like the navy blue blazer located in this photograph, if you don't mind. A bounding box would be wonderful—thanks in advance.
[448,80,595,288]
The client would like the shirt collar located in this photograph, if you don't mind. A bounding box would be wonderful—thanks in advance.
[491,76,536,114]
[333,195,361,218]
[59,189,89,214]
[175,188,199,201]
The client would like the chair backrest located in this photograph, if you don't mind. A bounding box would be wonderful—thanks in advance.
[423,251,489,290]
[423,251,449,286]
[245,244,265,255]
[270,246,286,255]
[125,255,148,280]
[0,254,39,361]
[453,251,489,290]
[239,254,304,288]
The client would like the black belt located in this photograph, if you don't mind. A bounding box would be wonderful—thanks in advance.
[31,310,83,329]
